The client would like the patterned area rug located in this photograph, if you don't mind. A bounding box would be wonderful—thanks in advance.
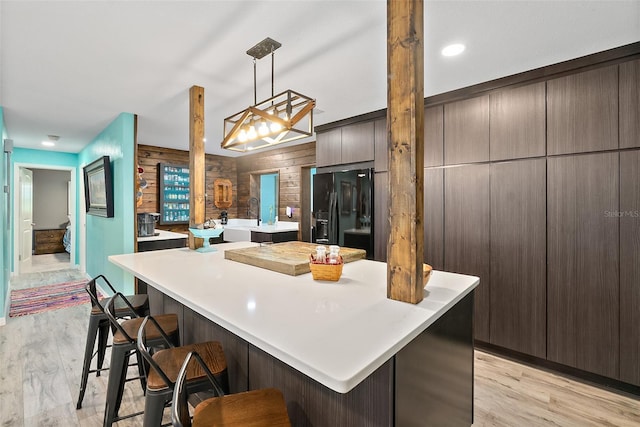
[9,280,91,317]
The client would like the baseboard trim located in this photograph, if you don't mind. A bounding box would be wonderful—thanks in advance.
[475,341,640,398]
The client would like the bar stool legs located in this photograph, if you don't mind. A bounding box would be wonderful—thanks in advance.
[76,312,110,409]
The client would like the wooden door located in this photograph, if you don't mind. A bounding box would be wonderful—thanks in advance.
[424,106,444,167]
[444,164,490,341]
[547,152,619,378]
[423,168,443,270]
[444,96,489,165]
[620,59,640,149]
[620,149,640,385]
[490,82,546,161]
[341,121,374,164]
[373,172,389,262]
[547,65,618,155]
[490,158,546,357]
[316,128,342,167]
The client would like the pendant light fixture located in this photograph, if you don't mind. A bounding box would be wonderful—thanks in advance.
[221,37,315,152]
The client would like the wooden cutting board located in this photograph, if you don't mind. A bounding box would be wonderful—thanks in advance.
[224,241,366,276]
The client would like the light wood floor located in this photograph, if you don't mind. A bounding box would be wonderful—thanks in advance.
[1,269,638,426]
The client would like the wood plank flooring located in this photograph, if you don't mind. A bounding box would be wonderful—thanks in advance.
[1,268,638,426]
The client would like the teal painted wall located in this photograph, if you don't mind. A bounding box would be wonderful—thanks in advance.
[0,107,8,320]
[11,148,79,268]
[260,173,278,224]
[79,113,136,294]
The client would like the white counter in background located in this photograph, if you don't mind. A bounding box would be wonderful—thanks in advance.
[137,229,187,242]
[222,220,298,242]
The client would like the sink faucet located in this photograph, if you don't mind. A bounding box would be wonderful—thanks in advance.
[247,197,260,226]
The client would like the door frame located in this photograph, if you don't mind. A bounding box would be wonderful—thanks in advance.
[12,163,77,276]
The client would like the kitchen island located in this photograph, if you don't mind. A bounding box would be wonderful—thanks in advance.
[109,242,478,426]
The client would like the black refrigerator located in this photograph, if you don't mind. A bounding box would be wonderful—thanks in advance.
[312,168,373,258]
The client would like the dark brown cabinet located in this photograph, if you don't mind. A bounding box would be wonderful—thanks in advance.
[444,164,490,341]
[424,106,444,167]
[373,172,389,262]
[374,118,388,172]
[444,96,489,165]
[423,168,443,270]
[489,159,546,358]
[547,65,618,155]
[341,121,374,164]
[620,59,640,149]
[316,128,342,167]
[620,149,640,386]
[490,83,546,161]
[547,152,619,378]
[33,229,66,255]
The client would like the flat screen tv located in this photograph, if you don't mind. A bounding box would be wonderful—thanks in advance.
[83,155,114,218]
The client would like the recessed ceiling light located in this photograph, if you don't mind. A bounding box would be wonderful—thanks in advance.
[441,43,465,57]
[41,141,55,147]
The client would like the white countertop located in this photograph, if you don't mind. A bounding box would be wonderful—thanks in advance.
[109,242,478,393]
[137,229,187,242]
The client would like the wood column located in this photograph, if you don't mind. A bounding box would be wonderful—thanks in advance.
[189,85,205,249]
[386,0,424,304]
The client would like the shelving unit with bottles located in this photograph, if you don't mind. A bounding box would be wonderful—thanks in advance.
[158,163,190,225]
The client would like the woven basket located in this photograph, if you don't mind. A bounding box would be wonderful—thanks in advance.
[423,264,433,286]
[309,260,344,281]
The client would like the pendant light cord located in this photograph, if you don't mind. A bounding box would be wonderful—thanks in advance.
[253,57,257,105]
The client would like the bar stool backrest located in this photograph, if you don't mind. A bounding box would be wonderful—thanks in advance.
[104,292,141,344]
[137,316,179,390]
[171,351,227,427]
[85,274,118,314]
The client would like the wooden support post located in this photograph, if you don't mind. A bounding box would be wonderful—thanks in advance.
[387,0,425,304]
[189,85,205,249]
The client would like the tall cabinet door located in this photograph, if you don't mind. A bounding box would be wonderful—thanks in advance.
[620,150,640,386]
[490,159,546,358]
[547,152,619,378]
[374,172,389,262]
[424,168,443,270]
[620,59,640,149]
[444,164,490,341]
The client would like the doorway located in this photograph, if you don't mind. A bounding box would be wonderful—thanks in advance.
[13,164,76,275]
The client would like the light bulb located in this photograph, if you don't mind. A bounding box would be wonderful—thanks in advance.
[238,129,248,142]
[258,121,269,136]
[248,125,258,140]
[270,121,282,133]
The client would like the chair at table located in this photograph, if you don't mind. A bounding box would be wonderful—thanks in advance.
[137,316,229,427]
[76,274,149,410]
[171,351,291,427]
[102,294,181,426]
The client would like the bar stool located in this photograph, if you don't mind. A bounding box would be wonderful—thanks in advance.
[137,316,229,427]
[102,294,181,426]
[171,351,291,427]
[77,274,149,410]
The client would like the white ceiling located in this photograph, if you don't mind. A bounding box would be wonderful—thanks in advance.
[1,0,638,157]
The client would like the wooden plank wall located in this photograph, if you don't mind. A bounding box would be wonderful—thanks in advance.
[137,144,238,232]
[235,142,316,225]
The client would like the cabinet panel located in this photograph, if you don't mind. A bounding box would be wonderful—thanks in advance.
[444,96,489,165]
[341,121,374,164]
[316,128,342,167]
[424,106,444,167]
[490,83,546,161]
[620,59,640,149]
[547,65,618,155]
[444,164,490,341]
[490,159,546,358]
[373,172,389,262]
[423,168,443,270]
[374,118,388,172]
[547,152,619,378]
[183,307,249,393]
[620,149,640,386]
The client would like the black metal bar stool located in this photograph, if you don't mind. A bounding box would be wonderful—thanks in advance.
[102,293,181,427]
[171,351,291,427]
[137,316,229,427]
[77,274,149,410]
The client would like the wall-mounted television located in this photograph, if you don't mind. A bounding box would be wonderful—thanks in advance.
[83,155,114,218]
